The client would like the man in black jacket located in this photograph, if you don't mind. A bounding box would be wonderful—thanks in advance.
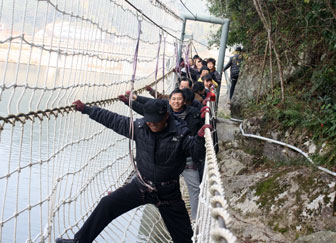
[120,90,203,220]
[224,46,244,100]
[55,99,208,243]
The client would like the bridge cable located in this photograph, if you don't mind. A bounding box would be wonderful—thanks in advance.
[179,0,197,19]
[124,0,181,41]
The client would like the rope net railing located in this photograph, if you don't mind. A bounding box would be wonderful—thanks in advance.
[192,100,236,243]
[0,0,235,242]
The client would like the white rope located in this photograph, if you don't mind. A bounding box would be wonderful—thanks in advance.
[227,120,336,177]
[192,100,237,243]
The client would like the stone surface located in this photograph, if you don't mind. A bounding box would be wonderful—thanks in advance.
[216,118,241,142]
[294,231,336,243]
[217,118,336,242]
[262,141,300,162]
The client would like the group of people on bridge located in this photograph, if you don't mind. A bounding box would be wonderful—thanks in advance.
[178,46,244,102]
[56,50,243,243]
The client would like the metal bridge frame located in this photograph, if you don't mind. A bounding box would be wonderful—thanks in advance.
[178,13,230,108]
[178,13,230,76]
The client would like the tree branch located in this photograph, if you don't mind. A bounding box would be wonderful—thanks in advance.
[324,0,336,20]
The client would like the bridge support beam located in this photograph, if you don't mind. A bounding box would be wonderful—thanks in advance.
[178,13,230,108]
[178,13,229,75]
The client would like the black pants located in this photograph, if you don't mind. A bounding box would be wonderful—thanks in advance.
[230,76,239,100]
[74,177,193,243]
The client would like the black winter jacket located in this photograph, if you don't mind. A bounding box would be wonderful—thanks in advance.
[223,53,243,78]
[191,99,202,111]
[210,70,222,85]
[134,96,203,136]
[82,106,205,182]
[168,105,202,136]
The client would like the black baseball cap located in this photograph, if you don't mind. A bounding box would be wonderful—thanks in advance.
[143,99,167,123]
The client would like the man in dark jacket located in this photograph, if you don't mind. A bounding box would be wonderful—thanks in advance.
[55,99,208,243]
[224,46,244,100]
[128,90,203,137]
[182,88,202,111]
[193,82,208,101]
[119,90,203,220]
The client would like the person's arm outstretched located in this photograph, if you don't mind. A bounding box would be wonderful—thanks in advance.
[223,57,232,71]
[118,95,145,116]
[73,100,133,139]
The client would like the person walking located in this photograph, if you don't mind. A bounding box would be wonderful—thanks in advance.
[55,99,209,243]
[223,46,244,100]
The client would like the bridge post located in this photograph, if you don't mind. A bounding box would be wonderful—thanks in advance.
[216,20,230,79]
[178,19,187,63]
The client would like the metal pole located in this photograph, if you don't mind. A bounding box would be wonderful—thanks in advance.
[217,20,230,78]
[181,13,227,24]
[214,20,230,111]
[178,18,187,63]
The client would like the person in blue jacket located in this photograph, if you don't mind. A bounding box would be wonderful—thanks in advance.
[56,99,209,243]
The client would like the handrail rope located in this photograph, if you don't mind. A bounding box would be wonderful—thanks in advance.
[0,65,176,93]
[123,0,181,41]
[203,101,237,243]
[128,18,156,192]
[228,119,336,177]
[0,70,174,127]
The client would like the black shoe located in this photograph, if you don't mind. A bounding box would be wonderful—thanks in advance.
[55,238,78,243]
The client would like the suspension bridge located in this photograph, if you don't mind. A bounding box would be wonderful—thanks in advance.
[0,0,235,242]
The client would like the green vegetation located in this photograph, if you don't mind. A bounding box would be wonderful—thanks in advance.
[242,85,336,168]
[254,169,289,210]
[252,167,331,236]
[217,111,231,119]
[207,0,336,167]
